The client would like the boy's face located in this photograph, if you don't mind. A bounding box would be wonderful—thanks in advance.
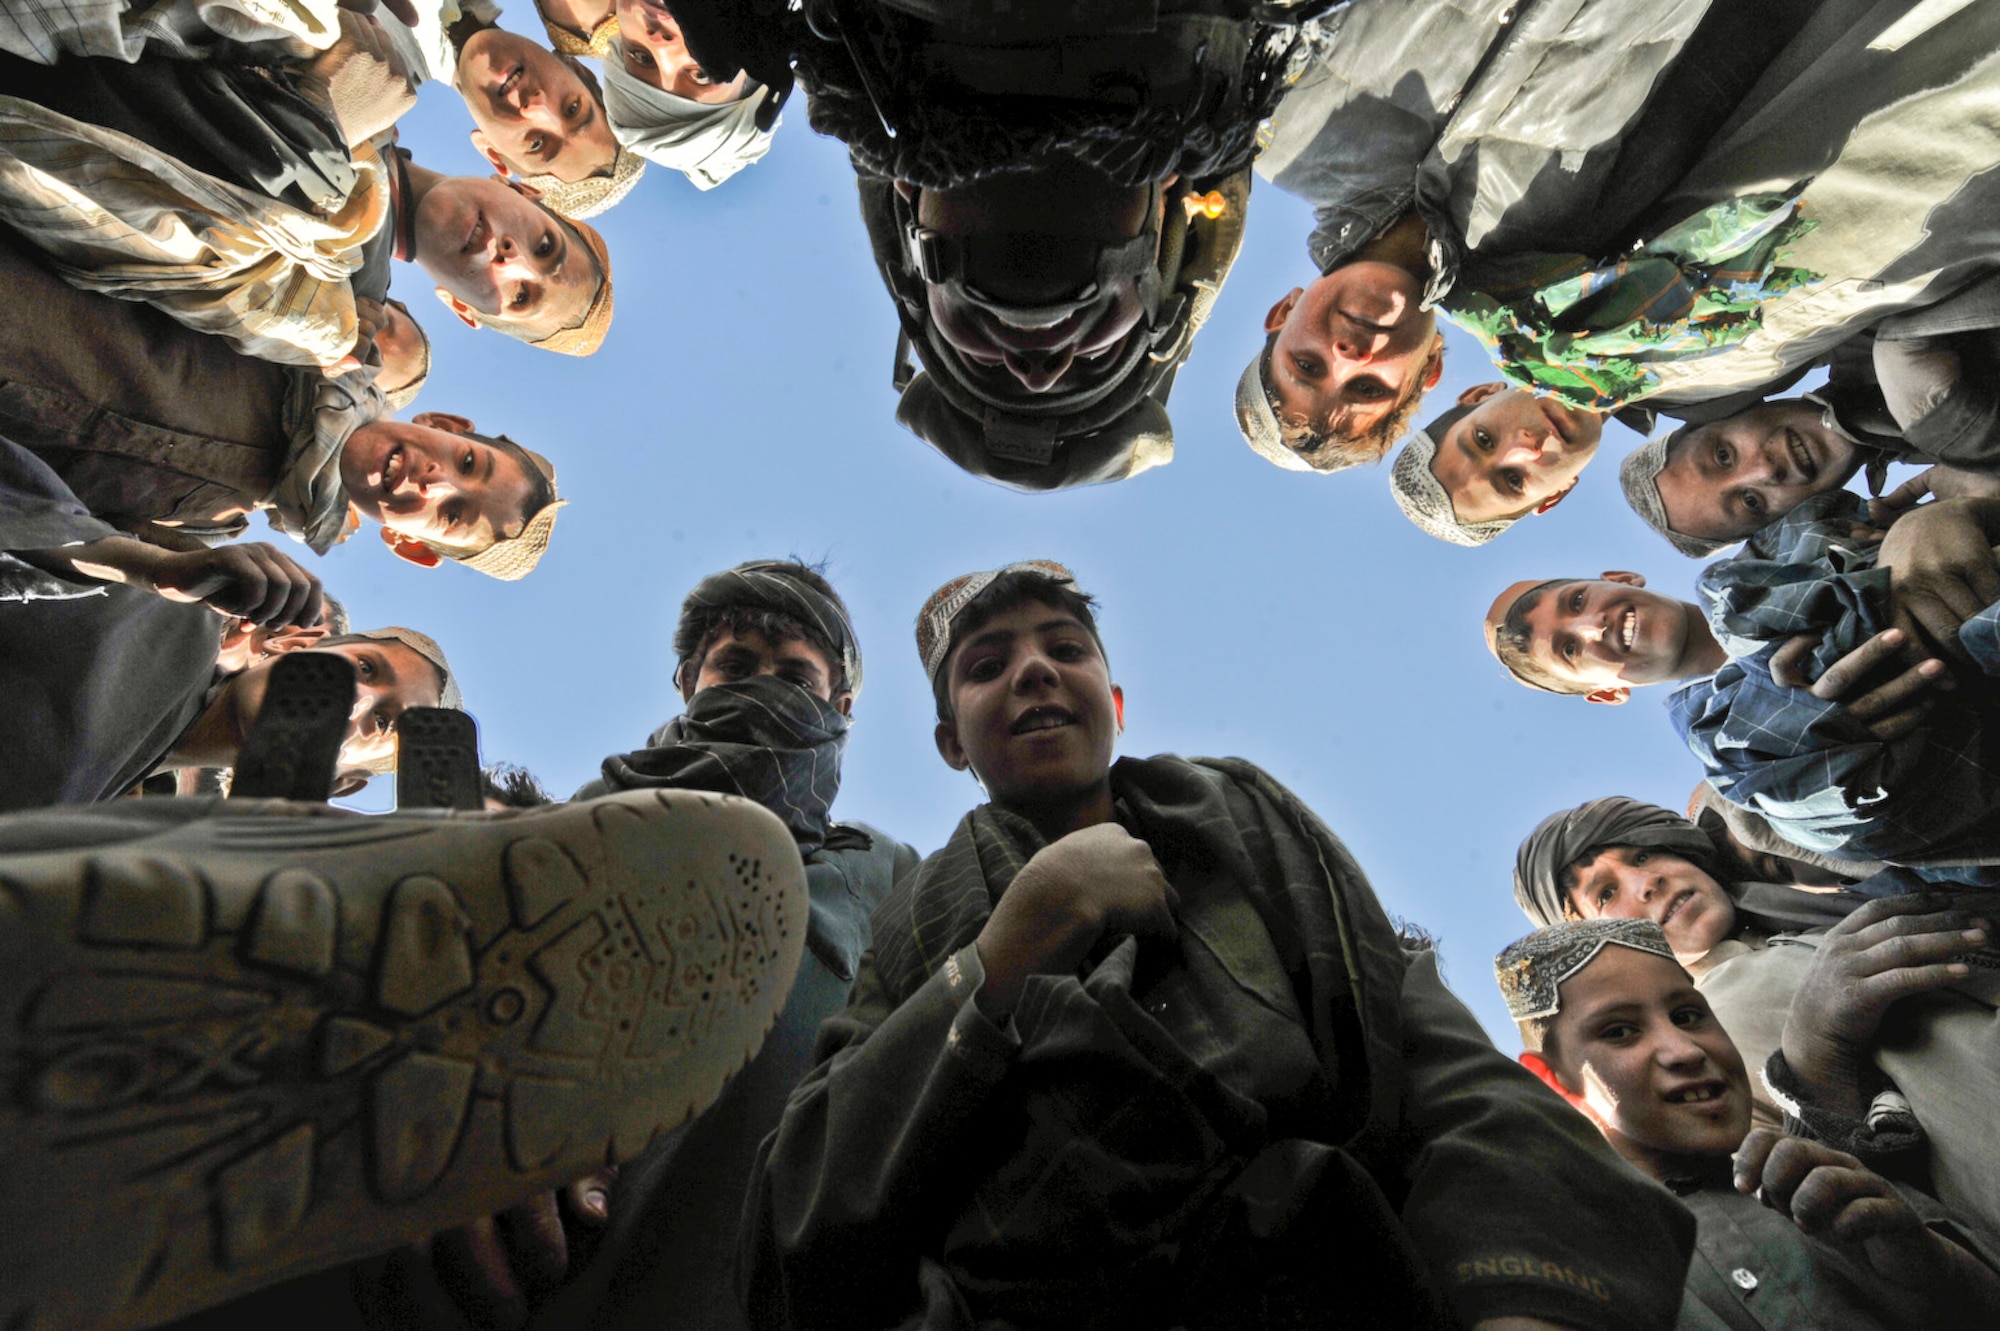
[1426,384,1603,524]
[615,0,746,102]
[227,640,444,771]
[1541,946,1752,1167]
[934,600,1121,810]
[340,413,540,554]
[1262,262,1440,440]
[1503,573,1697,702]
[1654,401,1858,542]
[685,627,851,715]
[1562,847,1738,961]
[456,28,618,183]
[411,175,600,339]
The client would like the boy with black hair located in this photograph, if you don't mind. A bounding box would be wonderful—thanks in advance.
[743,559,1695,1331]
[1495,917,2000,1331]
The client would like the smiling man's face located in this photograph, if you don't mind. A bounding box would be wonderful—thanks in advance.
[1503,575,1698,701]
[1561,847,1738,962]
[1427,385,1604,524]
[456,27,618,183]
[410,175,600,339]
[1654,401,1859,542]
[339,414,540,556]
[935,598,1120,812]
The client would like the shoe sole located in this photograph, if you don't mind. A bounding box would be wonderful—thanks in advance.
[0,789,807,1331]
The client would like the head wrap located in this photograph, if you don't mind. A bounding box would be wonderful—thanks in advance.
[672,561,862,698]
[1495,919,1678,1022]
[916,560,1078,687]
[1234,342,1314,473]
[1390,405,1515,546]
[1621,431,1733,558]
[1514,797,1720,926]
[603,52,777,190]
[519,148,647,221]
[426,442,565,581]
[336,626,464,774]
[508,214,615,357]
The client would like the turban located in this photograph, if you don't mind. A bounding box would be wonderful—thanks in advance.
[1621,431,1733,559]
[1514,797,1719,926]
[673,561,862,697]
[603,50,776,191]
[1495,919,1677,1022]
[1390,405,1515,546]
[333,626,463,774]
[916,560,1078,686]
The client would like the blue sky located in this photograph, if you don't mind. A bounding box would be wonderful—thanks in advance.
[323,17,1849,1046]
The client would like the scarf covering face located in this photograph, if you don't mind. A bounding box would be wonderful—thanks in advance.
[672,561,862,698]
[597,673,854,856]
[1514,797,1720,927]
[603,52,776,190]
[1495,919,1676,1022]
[270,366,387,554]
[1447,190,1820,413]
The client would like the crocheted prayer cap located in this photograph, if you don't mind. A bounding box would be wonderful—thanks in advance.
[427,443,565,581]
[541,10,618,57]
[1494,919,1677,1022]
[1621,430,1732,558]
[1234,342,1314,473]
[1390,405,1516,546]
[520,147,647,221]
[916,560,1077,686]
[518,214,616,357]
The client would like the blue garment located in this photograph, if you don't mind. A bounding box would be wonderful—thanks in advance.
[1668,490,2000,879]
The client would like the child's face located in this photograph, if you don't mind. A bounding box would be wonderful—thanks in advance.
[1654,402,1858,542]
[339,415,540,554]
[411,175,601,339]
[1426,385,1603,523]
[228,641,444,771]
[615,0,746,102]
[686,628,847,712]
[456,28,618,182]
[935,601,1119,811]
[1562,847,1738,962]
[1506,575,1697,697]
[1544,946,1752,1166]
[1262,261,1439,439]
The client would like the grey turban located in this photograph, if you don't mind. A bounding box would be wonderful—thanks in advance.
[673,561,861,697]
[603,50,777,190]
[1620,431,1734,559]
[1513,796,1719,926]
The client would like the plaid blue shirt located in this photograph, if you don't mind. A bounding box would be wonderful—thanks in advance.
[1669,492,2000,878]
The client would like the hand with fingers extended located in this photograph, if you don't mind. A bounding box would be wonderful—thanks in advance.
[1779,896,1990,1119]
[1869,464,2000,525]
[1732,1130,2000,1316]
[1870,497,2000,663]
[427,1170,616,1330]
[1768,627,1954,741]
[974,823,1178,1021]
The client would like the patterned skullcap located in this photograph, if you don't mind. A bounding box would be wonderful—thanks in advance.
[509,215,615,358]
[333,626,464,773]
[542,11,618,57]
[520,148,647,221]
[426,443,565,582]
[1514,796,1721,926]
[1390,406,1514,546]
[1621,431,1732,558]
[674,561,863,697]
[1235,343,1314,472]
[917,560,1077,685]
[1495,919,1678,1021]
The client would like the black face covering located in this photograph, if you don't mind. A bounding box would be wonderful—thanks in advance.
[596,674,861,856]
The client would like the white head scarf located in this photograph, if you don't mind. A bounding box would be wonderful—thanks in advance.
[603,44,777,190]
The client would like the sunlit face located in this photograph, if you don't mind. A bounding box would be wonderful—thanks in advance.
[1654,402,1859,542]
[339,416,539,554]
[375,302,426,395]
[686,628,846,710]
[228,641,444,771]
[1508,576,1698,696]
[411,175,600,337]
[614,0,746,102]
[1545,947,1752,1164]
[1263,262,1439,442]
[456,28,617,182]
[1561,847,1738,961]
[1426,386,1603,524]
[935,601,1119,812]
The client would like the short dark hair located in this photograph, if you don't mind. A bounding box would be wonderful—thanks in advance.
[1516,1014,1560,1056]
[481,762,553,808]
[474,431,558,544]
[1266,334,1443,471]
[931,570,1105,721]
[678,560,855,695]
[1493,579,1594,696]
